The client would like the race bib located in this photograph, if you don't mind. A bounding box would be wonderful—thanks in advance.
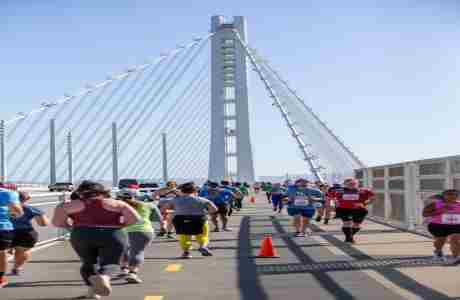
[341,193,360,201]
[441,214,460,225]
[294,196,308,206]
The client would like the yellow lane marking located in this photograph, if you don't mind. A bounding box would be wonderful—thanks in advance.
[165,263,183,272]
[145,297,164,300]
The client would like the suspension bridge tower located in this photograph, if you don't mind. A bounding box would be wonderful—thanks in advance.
[209,15,255,183]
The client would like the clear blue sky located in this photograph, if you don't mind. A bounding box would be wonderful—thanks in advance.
[1,0,459,176]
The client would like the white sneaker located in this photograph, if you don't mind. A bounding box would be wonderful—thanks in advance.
[125,272,143,284]
[87,286,101,299]
[89,275,112,297]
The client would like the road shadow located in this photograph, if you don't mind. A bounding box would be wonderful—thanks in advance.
[237,216,269,300]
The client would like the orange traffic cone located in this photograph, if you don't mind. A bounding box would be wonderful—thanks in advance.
[257,236,279,258]
[250,196,256,204]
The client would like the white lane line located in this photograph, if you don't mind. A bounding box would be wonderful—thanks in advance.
[362,270,423,300]
[310,235,422,300]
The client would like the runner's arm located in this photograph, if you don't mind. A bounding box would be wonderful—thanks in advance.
[52,204,71,228]
[422,202,447,217]
[34,214,50,227]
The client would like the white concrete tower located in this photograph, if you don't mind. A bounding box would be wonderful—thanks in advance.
[209,16,255,183]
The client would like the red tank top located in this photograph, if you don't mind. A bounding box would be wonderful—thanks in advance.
[69,198,123,228]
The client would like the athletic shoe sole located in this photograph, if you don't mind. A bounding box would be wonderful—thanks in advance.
[198,248,213,256]
[89,275,111,297]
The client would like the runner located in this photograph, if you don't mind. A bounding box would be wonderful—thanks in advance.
[263,182,273,204]
[156,190,178,238]
[331,178,375,243]
[220,181,240,217]
[271,183,287,213]
[10,192,50,275]
[0,188,23,288]
[117,190,162,284]
[423,189,460,264]
[285,179,323,237]
[200,182,234,232]
[52,180,140,299]
[315,184,332,224]
[170,182,217,259]
[233,182,245,211]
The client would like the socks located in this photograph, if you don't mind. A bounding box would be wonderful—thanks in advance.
[0,272,4,278]
[352,227,360,235]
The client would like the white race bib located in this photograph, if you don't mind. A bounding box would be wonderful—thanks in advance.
[342,193,360,201]
[441,214,460,225]
[294,196,308,206]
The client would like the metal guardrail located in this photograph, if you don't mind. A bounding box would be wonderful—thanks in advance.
[357,154,460,230]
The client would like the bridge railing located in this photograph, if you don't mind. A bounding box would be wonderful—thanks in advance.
[29,193,69,245]
[357,155,460,231]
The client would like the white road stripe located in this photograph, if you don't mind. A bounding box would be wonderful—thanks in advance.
[311,235,422,299]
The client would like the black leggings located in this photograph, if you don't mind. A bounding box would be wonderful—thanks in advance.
[70,227,127,285]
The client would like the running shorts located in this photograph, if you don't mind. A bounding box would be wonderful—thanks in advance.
[173,215,206,235]
[216,204,229,216]
[428,223,460,238]
[335,207,368,224]
[11,229,39,248]
[287,207,315,218]
[0,230,14,250]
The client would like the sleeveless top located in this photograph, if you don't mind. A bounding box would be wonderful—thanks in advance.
[69,198,123,228]
[430,200,460,225]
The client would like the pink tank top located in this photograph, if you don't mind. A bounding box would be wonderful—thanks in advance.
[69,198,123,228]
[430,200,460,225]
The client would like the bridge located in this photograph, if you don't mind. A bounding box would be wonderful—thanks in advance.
[2,15,460,300]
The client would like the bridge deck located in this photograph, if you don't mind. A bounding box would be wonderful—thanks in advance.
[3,198,460,300]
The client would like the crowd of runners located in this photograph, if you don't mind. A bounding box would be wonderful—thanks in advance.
[0,177,459,299]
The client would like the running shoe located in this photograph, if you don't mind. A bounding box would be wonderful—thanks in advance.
[212,227,220,232]
[117,267,130,278]
[181,251,192,259]
[295,232,306,237]
[223,227,233,232]
[324,218,329,225]
[88,275,112,297]
[315,216,322,222]
[433,249,445,261]
[166,232,175,239]
[345,236,355,243]
[125,273,143,284]
[11,268,22,276]
[198,247,213,257]
[0,276,8,288]
[74,287,101,299]
[449,257,460,266]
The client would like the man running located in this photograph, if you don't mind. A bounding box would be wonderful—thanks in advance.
[10,192,50,275]
[200,182,234,232]
[271,183,287,213]
[263,182,273,204]
[315,184,332,224]
[330,178,375,243]
[285,179,323,237]
[0,188,23,288]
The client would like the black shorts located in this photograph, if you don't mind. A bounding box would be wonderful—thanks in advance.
[428,223,460,238]
[172,215,206,235]
[215,204,229,216]
[12,229,39,249]
[335,207,368,224]
[0,230,14,251]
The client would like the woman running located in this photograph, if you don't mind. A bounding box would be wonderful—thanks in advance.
[117,191,162,284]
[315,184,332,225]
[52,180,140,299]
[171,182,217,259]
[10,192,50,275]
[423,189,460,265]
[331,178,375,243]
[0,188,23,288]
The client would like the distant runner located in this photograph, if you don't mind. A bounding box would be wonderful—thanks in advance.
[285,179,323,237]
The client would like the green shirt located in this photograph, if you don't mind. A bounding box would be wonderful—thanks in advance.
[125,202,155,233]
